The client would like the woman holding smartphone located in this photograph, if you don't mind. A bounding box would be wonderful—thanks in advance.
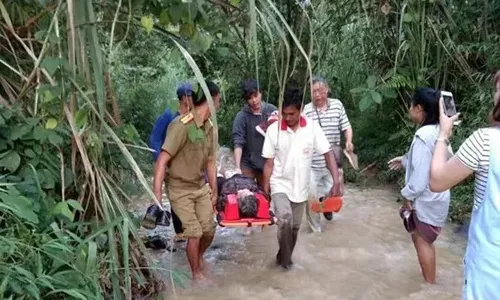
[430,72,500,299]
[388,87,453,283]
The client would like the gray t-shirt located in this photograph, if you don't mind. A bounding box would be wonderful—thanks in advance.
[232,102,277,171]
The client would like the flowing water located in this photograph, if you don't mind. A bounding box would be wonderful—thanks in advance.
[138,148,467,300]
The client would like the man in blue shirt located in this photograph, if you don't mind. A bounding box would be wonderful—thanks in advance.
[149,82,195,240]
[150,83,194,160]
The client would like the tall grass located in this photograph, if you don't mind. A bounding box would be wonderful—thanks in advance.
[0,1,164,298]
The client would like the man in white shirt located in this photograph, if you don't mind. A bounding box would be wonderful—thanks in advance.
[262,86,342,270]
[303,76,354,232]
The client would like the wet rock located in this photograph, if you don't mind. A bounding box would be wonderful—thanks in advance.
[144,234,176,252]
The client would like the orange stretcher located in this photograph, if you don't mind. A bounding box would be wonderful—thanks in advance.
[310,196,343,213]
[216,193,275,228]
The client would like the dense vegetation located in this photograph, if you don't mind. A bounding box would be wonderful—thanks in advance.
[1,0,498,298]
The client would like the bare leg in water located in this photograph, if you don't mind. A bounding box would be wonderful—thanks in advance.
[186,237,205,280]
[411,232,436,283]
[198,233,214,272]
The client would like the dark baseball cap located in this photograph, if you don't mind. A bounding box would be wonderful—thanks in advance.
[176,82,193,99]
[241,79,260,100]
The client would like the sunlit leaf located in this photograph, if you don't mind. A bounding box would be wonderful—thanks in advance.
[141,15,154,34]
[54,201,74,221]
[67,199,84,211]
[43,90,55,102]
[75,110,88,130]
[159,10,170,26]
[231,0,241,6]
[180,23,196,38]
[45,118,58,129]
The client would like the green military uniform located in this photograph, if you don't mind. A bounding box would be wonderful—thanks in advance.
[162,110,216,238]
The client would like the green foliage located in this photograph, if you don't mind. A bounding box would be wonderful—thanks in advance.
[1,1,169,297]
[0,106,102,299]
[109,31,189,143]
[216,101,241,147]
[0,106,71,226]
[0,186,104,300]
[350,75,398,111]
[187,123,205,142]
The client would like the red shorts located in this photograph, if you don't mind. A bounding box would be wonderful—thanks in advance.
[412,212,441,244]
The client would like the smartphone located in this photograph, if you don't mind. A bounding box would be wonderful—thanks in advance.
[440,91,457,117]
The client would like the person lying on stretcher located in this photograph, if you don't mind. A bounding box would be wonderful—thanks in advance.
[216,170,267,218]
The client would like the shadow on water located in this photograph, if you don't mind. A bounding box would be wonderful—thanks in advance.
[134,148,467,300]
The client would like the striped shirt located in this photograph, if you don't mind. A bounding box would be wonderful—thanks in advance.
[303,98,351,169]
[455,127,494,211]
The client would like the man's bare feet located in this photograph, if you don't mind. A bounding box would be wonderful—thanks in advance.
[191,274,214,289]
[192,272,206,281]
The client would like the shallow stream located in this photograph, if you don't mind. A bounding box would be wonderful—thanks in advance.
[136,148,467,300]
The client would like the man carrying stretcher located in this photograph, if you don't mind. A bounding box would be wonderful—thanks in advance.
[262,85,342,270]
[152,81,220,281]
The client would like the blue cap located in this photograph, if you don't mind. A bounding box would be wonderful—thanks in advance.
[176,82,193,99]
